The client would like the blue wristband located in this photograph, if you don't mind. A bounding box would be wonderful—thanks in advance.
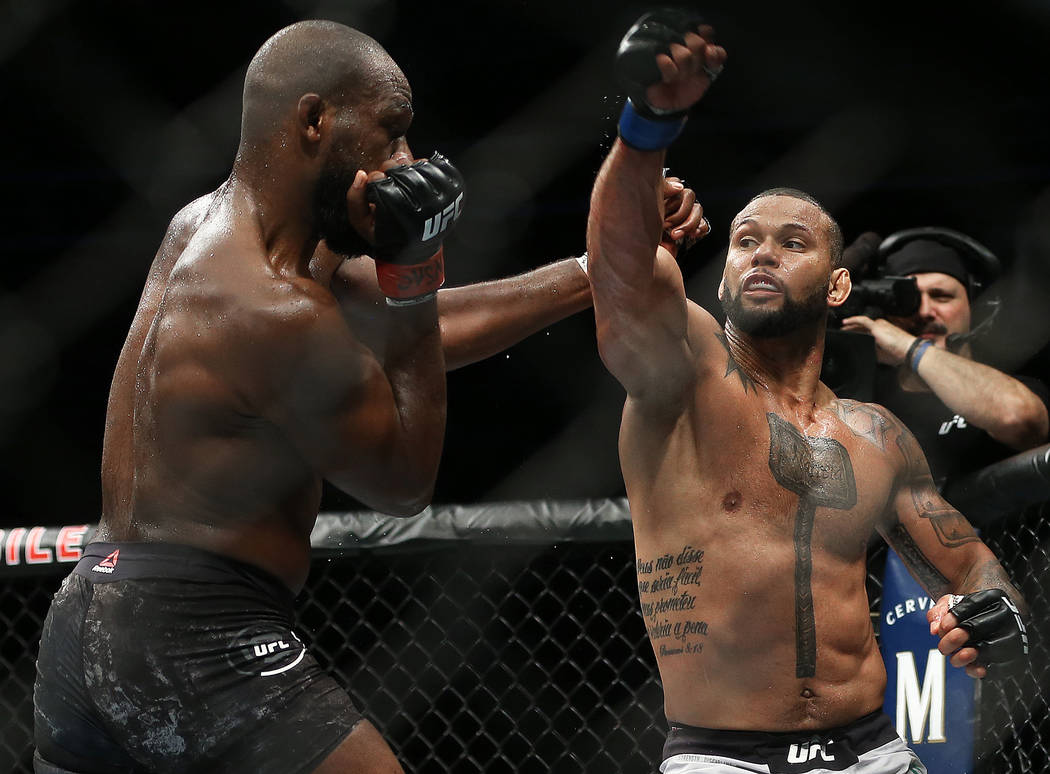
[618,99,687,152]
[910,339,933,372]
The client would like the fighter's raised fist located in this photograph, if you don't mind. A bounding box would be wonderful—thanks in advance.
[614,9,726,151]
[616,9,726,118]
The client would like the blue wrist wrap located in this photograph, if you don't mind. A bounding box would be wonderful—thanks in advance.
[618,99,687,152]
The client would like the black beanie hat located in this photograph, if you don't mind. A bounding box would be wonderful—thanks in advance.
[883,239,970,291]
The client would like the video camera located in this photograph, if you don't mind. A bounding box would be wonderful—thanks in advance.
[835,274,921,320]
[822,227,1002,399]
[831,227,1001,322]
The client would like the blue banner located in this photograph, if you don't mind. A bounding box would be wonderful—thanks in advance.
[879,548,975,773]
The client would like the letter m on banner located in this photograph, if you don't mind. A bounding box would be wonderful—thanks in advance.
[895,650,946,743]
[880,548,975,773]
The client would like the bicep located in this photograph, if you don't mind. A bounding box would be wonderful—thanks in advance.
[280,325,401,479]
[263,297,417,497]
[592,246,715,402]
[879,421,996,596]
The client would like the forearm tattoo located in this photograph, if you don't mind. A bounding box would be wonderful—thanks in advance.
[767,413,857,678]
[957,557,1017,599]
[635,546,708,657]
[885,523,951,598]
[716,333,757,395]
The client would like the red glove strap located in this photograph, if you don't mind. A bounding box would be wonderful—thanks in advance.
[375,248,445,300]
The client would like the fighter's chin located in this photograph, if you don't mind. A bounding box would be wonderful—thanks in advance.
[725,310,786,339]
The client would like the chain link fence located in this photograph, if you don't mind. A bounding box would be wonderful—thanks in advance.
[1,500,1046,774]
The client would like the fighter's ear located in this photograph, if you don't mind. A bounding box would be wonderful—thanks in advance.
[717,276,726,301]
[297,94,324,143]
[827,267,851,307]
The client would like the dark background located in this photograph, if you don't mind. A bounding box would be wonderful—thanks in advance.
[3,0,1050,525]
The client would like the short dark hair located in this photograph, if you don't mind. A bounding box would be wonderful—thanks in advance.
[746,188,844,267]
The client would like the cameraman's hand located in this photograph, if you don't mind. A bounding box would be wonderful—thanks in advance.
[840,315,919,366]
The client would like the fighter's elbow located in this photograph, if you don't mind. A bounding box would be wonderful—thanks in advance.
[385,480,436,517]
[351,482,435,518]
[379,495,432,518]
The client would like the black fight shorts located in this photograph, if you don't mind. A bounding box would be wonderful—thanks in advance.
[33,541,364,774]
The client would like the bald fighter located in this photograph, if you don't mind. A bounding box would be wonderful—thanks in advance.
[34,20,460,774]
[586,10,1030,773]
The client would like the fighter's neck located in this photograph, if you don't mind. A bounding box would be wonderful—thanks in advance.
[227,159,319,275]
[723,321,829,408]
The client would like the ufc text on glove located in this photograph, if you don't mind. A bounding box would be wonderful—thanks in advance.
[367,153,465,305]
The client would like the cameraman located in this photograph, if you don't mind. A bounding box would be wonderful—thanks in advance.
[840,234,1048,488]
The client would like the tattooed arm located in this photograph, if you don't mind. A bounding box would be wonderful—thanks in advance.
[876,405,1028,676]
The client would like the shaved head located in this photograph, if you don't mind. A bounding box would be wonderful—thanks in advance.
[234,20,413,256]
[239,20,404,145]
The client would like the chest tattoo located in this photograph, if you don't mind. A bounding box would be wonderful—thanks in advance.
[766,413,858,677]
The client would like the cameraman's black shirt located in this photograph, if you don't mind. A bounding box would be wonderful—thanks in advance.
[874,365,1049,489]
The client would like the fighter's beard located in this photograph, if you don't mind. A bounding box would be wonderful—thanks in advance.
[314,160,372,259]
[721,282,828,338]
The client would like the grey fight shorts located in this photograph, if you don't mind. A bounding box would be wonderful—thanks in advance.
[33,541,364,774]
[660,710,926,774]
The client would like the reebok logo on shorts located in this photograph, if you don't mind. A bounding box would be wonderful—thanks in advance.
[91,549,120,574]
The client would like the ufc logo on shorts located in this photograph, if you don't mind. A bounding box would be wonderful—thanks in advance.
[786,741,836,764]
[422,193,464,240]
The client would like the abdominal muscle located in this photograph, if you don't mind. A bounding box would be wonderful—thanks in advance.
[634,519,886,732]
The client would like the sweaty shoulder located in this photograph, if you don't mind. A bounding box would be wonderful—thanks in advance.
[246,272,362,378]
[160,192,218,263]
[829,398,915,471]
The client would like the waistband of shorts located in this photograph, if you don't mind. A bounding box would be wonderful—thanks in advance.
[73,541,296,608]
[663,709,898,763]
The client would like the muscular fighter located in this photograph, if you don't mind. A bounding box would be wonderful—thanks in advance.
[34,21,462,774]
[33,19,709,773]
[586,11,1030,773]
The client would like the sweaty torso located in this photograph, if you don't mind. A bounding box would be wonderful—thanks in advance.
[98,189,325,592]
[622,327,899,732]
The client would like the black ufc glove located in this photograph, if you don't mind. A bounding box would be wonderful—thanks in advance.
[616,8,709,119]
[367,153,465,305]
[949,589,1029,667]
[614,9,717,151]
